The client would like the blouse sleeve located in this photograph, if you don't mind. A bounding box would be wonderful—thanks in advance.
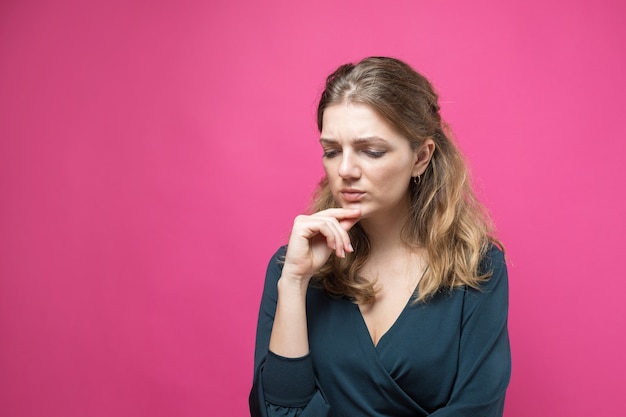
[249,247,331,417]
[430,246,512,417]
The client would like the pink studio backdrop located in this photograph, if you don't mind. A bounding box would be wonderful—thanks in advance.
[1,1,625,416]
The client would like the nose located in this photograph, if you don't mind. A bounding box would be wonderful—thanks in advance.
[338,150,360,180]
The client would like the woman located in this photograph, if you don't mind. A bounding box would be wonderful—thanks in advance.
[250,57,511,417]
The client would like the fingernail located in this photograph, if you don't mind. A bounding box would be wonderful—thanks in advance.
[347,243,354,252]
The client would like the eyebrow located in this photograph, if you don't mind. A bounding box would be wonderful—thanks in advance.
[319,136,388,145]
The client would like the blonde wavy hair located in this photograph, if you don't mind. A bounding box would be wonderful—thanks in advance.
[310,57,503,303]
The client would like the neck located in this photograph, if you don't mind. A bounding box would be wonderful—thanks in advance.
[360,206,410,255]
[358,205,427,289]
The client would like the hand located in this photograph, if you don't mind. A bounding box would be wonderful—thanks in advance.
[282,208,361,282]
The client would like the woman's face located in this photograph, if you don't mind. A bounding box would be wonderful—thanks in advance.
[320,102,423,221]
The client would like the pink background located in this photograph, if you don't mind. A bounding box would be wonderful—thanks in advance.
[1,0,625,416]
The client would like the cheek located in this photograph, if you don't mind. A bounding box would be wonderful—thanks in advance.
[322,161,339,190]
[322,161,333,178]
[372,164,407,182]
[369,163,413,192]
[322,158,342,177]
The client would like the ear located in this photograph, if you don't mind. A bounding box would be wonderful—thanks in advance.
[411,138,435,177]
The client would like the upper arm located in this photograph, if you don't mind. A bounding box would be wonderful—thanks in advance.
[432,247,511,416]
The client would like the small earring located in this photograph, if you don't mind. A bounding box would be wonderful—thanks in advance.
[413,175,421,185]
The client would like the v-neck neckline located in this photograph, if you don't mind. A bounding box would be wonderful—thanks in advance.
[354,291,415,349]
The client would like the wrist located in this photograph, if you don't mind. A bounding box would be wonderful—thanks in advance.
[277,272,311,294]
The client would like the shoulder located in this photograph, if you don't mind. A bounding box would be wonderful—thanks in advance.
[267,245,287,267]
[479,244,506,280]
[464,244,508,309]
[261,246,287,292]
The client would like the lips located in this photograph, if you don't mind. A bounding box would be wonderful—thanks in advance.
[340,189,365,202]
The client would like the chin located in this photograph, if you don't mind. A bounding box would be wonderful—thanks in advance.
[345,203,372,219]
[339,201,363,209]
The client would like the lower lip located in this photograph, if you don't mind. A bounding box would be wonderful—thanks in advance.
[341,192,365,202]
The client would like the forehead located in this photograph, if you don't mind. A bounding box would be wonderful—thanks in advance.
[320,102,402,142]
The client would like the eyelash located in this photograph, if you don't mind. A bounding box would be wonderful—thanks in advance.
[365,150,386,158]
[322,150,386,159]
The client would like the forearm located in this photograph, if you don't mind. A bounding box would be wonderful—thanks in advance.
[268,273,310,358]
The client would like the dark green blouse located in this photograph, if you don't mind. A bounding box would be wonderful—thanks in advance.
[250,245,511,417]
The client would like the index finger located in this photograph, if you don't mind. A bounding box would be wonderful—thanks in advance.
[312,208,361,220]
[313,208,361,235]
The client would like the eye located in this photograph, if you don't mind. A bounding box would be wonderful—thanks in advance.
[364,149,386,158]
[322,149,340,158]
